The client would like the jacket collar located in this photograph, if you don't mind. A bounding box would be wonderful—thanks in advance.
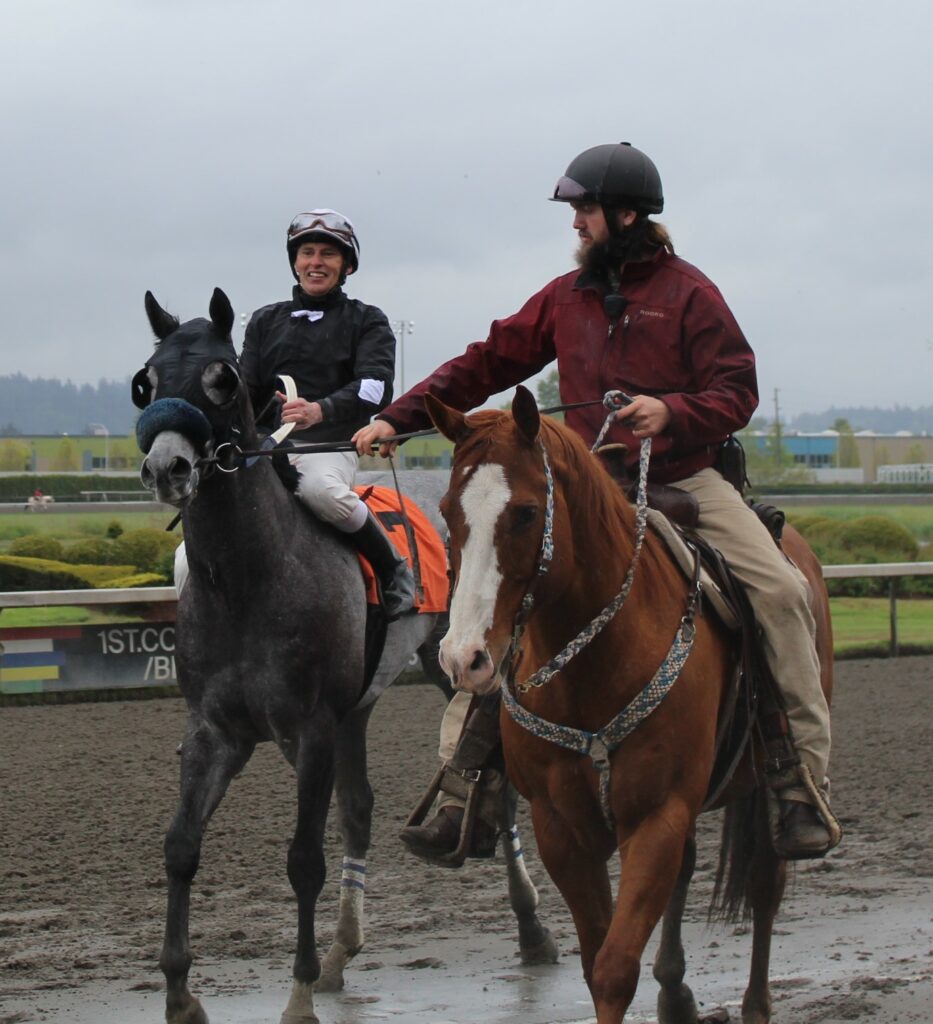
[291,284,346,312]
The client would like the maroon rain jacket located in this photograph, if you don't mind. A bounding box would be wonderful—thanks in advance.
[378,250,758,484]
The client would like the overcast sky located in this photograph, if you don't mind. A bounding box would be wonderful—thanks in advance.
[3,0,931,421]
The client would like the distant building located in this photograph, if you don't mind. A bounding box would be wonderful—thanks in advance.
[746,431,933,483]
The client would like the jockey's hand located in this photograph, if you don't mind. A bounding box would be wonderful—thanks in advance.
[614,395,672,439]
[352,419,398,457]
[277,393,323,430]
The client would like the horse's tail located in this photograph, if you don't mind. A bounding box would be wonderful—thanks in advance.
[708,789,765,923]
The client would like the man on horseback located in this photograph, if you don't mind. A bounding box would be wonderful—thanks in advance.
[352,144,836,859]
[239,208,416,619]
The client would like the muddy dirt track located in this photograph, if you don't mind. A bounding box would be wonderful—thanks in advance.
[1,655,931,1023]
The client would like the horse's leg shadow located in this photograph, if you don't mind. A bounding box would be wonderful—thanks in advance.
[499,785,559,965]
[316,702,376,992]
[161,722,255,1024]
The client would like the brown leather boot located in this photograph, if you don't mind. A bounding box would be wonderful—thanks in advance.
[400,806,497,865]
[773,798,833,860]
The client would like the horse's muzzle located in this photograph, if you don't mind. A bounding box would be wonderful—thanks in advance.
[439,640,500,695]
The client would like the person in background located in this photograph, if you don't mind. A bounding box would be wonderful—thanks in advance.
[177,209,415,619]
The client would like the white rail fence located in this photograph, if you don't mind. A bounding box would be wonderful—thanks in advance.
[2,566,932,697]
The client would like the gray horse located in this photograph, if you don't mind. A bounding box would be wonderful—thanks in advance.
[136,288,555,1024]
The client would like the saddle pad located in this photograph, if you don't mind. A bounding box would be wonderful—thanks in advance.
[354,485,449,613]
[646,509,739,630]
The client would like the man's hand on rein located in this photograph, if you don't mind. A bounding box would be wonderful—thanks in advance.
[614,395,672,439]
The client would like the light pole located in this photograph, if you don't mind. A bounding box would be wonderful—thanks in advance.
[89,423,109,472]
[391,319,415,396]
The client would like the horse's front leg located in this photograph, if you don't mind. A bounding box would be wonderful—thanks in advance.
[280,712,338,1024]
[530,799,614,987]
[161,721,253,1024]
[593,800,695,1024]
[316,702,376,992]
[499,785,559,965]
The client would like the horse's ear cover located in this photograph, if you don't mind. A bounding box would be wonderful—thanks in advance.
[144,290,180,341]
[209,287,235,339]
[136,398,213,455]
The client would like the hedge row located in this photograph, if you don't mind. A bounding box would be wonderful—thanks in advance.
[790,514,932,597]
[0,525,180,591]
[0,555,141,591]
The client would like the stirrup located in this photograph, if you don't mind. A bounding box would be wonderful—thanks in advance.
[403,763,490,869]
[765,763,842,860]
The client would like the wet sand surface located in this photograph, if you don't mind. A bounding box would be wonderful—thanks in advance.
[1,656,931,1023]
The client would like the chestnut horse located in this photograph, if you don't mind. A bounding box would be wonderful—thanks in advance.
[426,386,834,1024]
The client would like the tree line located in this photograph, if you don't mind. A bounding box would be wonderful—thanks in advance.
[0,375,135,436]
[1,371,931,438]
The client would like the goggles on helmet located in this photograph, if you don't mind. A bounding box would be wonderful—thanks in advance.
[288,210,356,247]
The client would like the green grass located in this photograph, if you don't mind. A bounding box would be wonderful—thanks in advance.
[829,596,933,654]
[0,606,144,627]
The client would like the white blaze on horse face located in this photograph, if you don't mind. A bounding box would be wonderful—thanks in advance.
[440,463,511,692]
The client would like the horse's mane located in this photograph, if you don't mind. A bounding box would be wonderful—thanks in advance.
[537,415,635,549]
[458,409,635,554]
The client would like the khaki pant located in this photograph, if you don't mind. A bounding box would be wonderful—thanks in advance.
[673,468,830,796]
[437,691,503,812]
[435,467,830,806]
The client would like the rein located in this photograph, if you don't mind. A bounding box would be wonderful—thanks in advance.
[497,405,702,830]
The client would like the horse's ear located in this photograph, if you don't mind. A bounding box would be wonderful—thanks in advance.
[144,291,178,341]
[511,385,540,445]
[209,287,235,339]
[425,393,471,444]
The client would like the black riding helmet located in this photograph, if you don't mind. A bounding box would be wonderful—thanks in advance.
[552,142,664,215]
[286,208,361,282]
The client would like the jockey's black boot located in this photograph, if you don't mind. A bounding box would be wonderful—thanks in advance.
[400,694,503,866]
[351,510,416,620]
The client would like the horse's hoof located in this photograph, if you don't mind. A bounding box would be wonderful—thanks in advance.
[313,965,345,993]
[658,983,701,1024]
[280,980,319,1023]
[166,996,210,1024]
[519,929,560,965]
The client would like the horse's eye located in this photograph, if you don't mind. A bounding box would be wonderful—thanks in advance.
[510,505,538,529]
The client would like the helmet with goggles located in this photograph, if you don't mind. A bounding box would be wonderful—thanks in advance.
[287,209,361,276]
[552,142,663,215]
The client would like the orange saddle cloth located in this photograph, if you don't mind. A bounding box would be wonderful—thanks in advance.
[353,485,449,614]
